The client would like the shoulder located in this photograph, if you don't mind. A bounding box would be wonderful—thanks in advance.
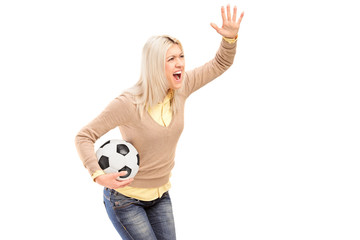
[100,93,136,121]
[116,93,132,105]
[113,93,137,112]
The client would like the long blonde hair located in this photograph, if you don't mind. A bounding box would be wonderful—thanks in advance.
[124,35,184,117]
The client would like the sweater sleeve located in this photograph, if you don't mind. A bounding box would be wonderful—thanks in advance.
[75,95,131,176]
[183,38,237,98]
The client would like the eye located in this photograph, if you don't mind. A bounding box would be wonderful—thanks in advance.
[180,54,185,58]
[167,57,174,62]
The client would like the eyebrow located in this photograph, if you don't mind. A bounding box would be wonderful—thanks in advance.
[167,52,184,58]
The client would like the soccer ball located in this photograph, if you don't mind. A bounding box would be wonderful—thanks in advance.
[96,139,140,180]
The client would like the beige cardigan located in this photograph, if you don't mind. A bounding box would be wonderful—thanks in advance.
[75,39,237,188]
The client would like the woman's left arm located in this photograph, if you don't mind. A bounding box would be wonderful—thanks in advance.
[184,5,244,96]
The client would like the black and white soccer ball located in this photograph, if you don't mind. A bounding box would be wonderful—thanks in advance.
[96,139,140,180]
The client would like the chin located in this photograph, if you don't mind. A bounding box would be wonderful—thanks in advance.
[168,78,183,90]
[171,82,183,90]
[172,76,184,89]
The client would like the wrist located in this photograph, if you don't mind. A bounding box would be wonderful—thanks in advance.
[223,34,238,44]
[92,170,105,182]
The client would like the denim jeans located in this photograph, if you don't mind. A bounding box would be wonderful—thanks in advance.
[103,187,176,240]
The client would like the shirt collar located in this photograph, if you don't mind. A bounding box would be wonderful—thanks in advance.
[163,89,174,103]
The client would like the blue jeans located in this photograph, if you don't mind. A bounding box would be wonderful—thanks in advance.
[103,188,176,240]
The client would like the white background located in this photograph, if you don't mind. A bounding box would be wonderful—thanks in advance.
[1,0,359,239]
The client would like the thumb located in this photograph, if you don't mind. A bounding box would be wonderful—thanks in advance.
[117,171,128,177]
[210,23,221,33]
[110,171,128,178]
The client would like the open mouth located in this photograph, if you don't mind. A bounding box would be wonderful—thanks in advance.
[173,71,182,81]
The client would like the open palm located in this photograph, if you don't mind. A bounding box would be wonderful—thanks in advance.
[210,5,244,39]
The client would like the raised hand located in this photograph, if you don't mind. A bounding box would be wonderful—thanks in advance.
[210,5,244,39]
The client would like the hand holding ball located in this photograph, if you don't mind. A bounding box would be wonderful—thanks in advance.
[96,139,140,181]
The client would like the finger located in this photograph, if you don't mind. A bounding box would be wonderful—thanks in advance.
[221,6,226,23]
[111,171,128,178]
[232,6,237,22]
[210,23,221,33]
[111,177,133,186]
[226,4,231,21]
[107,171,128,182]
[119,178,133,185]
[115,178,134,188]
[237,11,245,25]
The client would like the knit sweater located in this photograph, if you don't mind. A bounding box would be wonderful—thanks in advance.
[75,39,237,188]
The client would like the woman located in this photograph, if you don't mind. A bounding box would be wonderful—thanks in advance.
[75,5,244,240]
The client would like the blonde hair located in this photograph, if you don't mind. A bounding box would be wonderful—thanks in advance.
[124,35,184,117]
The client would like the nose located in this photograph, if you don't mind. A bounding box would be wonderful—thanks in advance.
[175,58,184,67]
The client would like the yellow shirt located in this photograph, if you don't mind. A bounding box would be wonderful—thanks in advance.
[147,89,173,127]
[92,36,237,201]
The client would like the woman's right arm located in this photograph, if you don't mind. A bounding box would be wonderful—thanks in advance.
[75,95,133,188]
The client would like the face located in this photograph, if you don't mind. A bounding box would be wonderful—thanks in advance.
[165,44,185,90]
